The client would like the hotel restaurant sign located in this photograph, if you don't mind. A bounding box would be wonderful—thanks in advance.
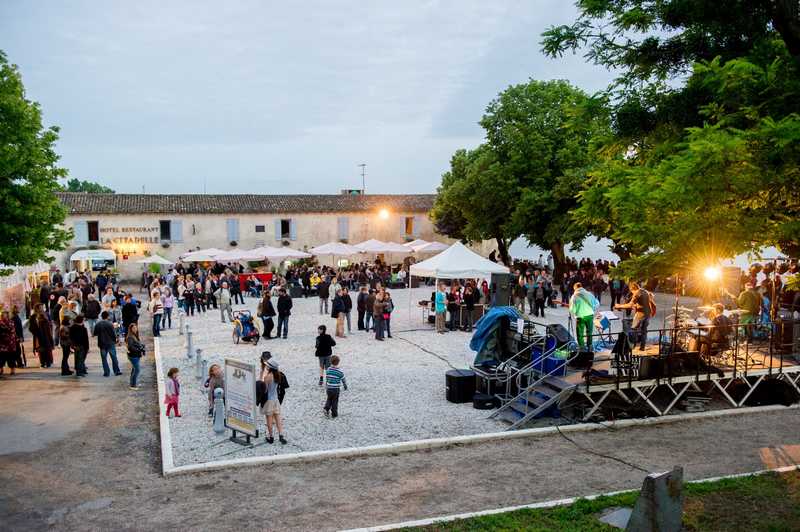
[99,226,160,244]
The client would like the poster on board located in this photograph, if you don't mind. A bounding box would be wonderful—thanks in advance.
[224,358,259,438]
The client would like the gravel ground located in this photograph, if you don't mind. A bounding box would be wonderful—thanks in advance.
[160,287,514,465]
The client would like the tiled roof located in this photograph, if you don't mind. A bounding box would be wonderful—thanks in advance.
[56,192,436,215]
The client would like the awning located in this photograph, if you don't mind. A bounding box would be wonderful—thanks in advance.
[309,242,361,256]
[70,249,116,262]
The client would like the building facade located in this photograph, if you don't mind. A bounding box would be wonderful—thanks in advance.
[55,192,440,278]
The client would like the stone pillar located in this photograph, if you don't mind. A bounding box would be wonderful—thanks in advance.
[186,330,194,359]
[625,467,684,532]
[178,309,186,335]
[195,348,204,380]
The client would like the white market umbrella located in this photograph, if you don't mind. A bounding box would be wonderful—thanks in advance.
[414,241,449,253]
[214,249,266,262]
[380,241,413,254]
[135,255,174,265]
[251,246,311,260]
[309,242,360,256]
[404,239,430,251]
[180,248,225,262]
[354,239,389,253]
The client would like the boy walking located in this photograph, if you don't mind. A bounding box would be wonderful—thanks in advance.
[323,355,347,418]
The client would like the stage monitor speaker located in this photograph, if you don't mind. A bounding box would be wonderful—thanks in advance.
[490,273,513,307]
[775,312,797,354]
[547,324,574,348]
[472,392,501,410]
[568,348,594,369]
[445,369,476,403]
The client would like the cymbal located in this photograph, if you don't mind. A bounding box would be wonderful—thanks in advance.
[697,305,715,311]
[676,306,694,313]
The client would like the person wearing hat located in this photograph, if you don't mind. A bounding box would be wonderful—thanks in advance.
[259,356,287,445]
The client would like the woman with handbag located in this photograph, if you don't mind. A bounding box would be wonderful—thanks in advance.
[126,323,146,389]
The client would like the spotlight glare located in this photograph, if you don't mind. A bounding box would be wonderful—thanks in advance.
[378,208,390,220]
[703,266,721,281]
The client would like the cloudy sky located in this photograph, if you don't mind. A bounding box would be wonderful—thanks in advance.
[1,1,613,195]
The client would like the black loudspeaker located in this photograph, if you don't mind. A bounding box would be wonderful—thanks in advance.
[547,324,574,348]
[775,312,797,354]
[472,392,501,410]
[490,273,513,307]
[569,348,594,369]
[445,369,476,403]
[638,357,663,379]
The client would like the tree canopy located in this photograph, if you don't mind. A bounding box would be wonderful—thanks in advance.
[0,50,71,274]
[540,1,800,277]
[63,178,114,193]
[431,79,607,272]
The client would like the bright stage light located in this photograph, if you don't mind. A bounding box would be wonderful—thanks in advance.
[378,208,390,220]
[703,266,721,281]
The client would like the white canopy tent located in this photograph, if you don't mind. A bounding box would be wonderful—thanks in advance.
[309,242,360,256]
[410,242,509,279]
[135,255,174,265]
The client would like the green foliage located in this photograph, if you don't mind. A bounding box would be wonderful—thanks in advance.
[63,177,114,193]
[482,79,610,272]
[0,50,71,275]
[542,3,800,277]
[431,80,609,270]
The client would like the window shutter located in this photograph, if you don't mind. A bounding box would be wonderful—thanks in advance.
[413,215,421,237]
[171,220,183,242]
[73,221,88,245]
[289,219,297,241]
[400,216,407,238]
[227,218,239,242]
[274,220,282,241]
[337,217,349,241]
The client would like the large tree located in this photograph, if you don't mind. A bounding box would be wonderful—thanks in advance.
[431,146,518,265]
[542,1,800,276]
[480,79,610,276]
[63,178,114,193]
[0,51,71,274]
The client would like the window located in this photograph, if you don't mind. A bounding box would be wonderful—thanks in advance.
[274,219,296,241]
[87,221,99,243]
[159,220,171,241]
[404,216,414,236]
[255,225,265,233]
[337,217,349,241]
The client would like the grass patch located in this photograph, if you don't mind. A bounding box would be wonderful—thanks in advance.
[404,470,800,532]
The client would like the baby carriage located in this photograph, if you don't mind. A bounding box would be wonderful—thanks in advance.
[232,310,262,345]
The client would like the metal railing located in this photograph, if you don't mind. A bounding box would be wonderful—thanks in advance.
[584,316,799,393]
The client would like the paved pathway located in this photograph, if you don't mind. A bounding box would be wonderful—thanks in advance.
[1,294,799,531]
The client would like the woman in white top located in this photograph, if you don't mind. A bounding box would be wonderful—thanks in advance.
[147,290,164,338]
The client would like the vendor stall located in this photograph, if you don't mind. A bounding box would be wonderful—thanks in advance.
[69,249,116,275]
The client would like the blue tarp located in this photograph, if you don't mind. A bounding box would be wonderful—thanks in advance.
[469,306,522,364]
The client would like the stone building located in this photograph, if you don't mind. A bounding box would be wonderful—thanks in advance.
[54,192,439,279]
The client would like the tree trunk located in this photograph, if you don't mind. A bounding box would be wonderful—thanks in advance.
[772,0,800,60]
[495,237,511,267]
[550,241,567,279]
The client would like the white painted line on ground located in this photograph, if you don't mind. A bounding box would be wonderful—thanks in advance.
[159,394,799,476]
[343,464,800,532]
[153,337,174,474]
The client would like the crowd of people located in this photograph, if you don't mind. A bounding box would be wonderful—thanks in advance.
[0,268,148,388]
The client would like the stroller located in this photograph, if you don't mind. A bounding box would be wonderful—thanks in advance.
[232,310,262,345]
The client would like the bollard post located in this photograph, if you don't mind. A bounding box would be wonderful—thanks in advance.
[195,348,204,380]
[213,388,225,433]
[178,309,186,335]
[186,330,194,359]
